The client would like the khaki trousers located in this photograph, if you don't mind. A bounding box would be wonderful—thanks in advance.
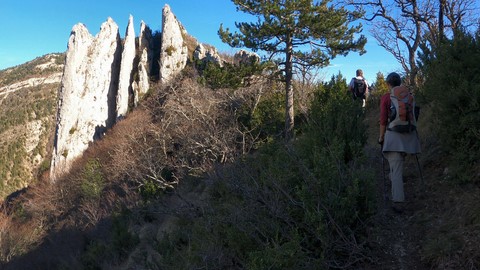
[384,152,406,202]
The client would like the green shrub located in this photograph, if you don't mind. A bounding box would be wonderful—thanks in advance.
[81,241,108,269]
[81,210,139,269]
[80,159,105,200]
[421,29,480,182]
[197,60,266,90]
[155,75,375,268]
[139,179,164,202]
[165,45,176,56]
[422,231,463,266]
[237,89,285,145]
[111,211,139,256]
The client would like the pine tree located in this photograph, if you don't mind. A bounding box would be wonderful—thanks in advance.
[374,72,388,95]
[219,0,366,141]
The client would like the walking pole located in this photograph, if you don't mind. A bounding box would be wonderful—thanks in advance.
[415,154,425,192]
[380,144,388,204]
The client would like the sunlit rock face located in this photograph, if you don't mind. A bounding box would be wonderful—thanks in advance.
[117,15,136,119]
[159,4,188,83]
[51,5,254,181]
[50,18,121,181]
[234,49,260,66]
[193,43,224,66]
[136,20,153,100]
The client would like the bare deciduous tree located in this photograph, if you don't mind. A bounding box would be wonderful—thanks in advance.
[443,0,478,32]
[346,0,478,89]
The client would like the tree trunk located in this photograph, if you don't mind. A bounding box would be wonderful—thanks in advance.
[284,37,294,142]
[439,0,445,41]
[408,52,418,90]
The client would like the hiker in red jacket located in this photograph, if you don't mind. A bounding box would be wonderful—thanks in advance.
[378,72,421,212]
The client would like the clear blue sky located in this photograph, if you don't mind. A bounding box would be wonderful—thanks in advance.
[0,0,401,83]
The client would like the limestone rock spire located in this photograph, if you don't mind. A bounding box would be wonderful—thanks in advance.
[50,6,218,181]
[117,14,136,119]
[159,4,188,83]
[50,18,121,181]
[136,20,153,99]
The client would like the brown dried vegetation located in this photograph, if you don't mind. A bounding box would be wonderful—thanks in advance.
[0,67,277,268]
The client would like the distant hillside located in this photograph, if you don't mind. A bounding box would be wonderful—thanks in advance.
[0,53,64,199]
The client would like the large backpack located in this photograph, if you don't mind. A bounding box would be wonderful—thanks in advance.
[388,86,417,133]
[352,77,366,99]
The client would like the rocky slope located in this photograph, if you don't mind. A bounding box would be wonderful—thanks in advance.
[1,4,259,199]
[0,53,64,198]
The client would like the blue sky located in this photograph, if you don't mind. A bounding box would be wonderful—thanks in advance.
[0,0,402,83]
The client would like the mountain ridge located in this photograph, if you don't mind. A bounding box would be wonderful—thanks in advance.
[0,53,63,198]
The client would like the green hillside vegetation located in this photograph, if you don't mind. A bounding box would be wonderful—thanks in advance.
[0,27,479,269]
[0,54,63,198]
[0,54,64,85]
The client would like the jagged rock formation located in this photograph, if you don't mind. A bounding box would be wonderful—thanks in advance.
[50,5,253,181]
[234,49,260,65]
[136,20,153,101]
[193,43,224,66]
[50,13,158,181]
[50,18,121,181]
[159,4,188,83]
[117,15,136,119]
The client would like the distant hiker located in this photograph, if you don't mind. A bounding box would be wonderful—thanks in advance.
[378,72,421,212]
[349,69,369,107]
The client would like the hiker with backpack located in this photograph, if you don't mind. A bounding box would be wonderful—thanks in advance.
[378,72,421,213]
[349,69,369,107]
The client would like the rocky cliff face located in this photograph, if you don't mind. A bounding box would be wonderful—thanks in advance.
[234,49,261,65]
[135,20,153,104]
[50,6,186,180]
[159,4,188,83]
[49,4,247,181]
[50,18,121,181]
[117,15,136,119]
[194,43,224,66]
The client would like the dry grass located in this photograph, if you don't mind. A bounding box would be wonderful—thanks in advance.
[0,73,274,267]
[0,194,47,263]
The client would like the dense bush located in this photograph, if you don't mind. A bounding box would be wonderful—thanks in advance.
[197,60,267,90]
[237,88,285,145]
[81,210,139,268]
[421,29,480,182]
[80,159,105,200]
[155,76,375,269]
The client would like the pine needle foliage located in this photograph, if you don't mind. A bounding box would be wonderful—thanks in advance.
[219,0,366,140]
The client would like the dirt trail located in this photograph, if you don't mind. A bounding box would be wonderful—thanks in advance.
[361,104,429,270]
[362,144,428,269]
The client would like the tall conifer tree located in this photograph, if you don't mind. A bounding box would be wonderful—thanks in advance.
[219,0,366,140]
